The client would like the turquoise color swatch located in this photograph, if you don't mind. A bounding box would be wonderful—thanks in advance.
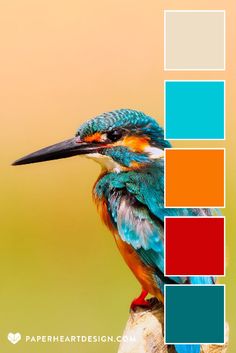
[165,81,225,139]
[165,285,225,344]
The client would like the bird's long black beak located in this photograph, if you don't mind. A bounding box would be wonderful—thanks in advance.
[12,137,106,166]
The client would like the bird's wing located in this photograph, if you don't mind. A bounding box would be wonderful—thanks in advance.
[96,166,216,290]
[108,189,185,289]
[105,169,216,290]
[124,164,221,220]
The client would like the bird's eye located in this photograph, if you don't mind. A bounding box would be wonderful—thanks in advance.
[106,130,123,142]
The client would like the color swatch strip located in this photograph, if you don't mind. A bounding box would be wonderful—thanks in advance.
[165,81,225,140]
[164,217,225,276]
[165,148,225,208]
[163,8,226,346]
[164,10,225,71]
[165,285,225,344]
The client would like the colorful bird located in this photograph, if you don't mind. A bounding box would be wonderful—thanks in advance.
[13,109,219,353]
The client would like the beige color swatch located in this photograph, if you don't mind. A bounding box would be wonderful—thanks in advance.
[165,11,225,70]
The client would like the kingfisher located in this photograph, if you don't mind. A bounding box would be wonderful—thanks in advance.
[13,109,218,353]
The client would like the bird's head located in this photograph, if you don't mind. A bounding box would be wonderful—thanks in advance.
[13,109,171,171]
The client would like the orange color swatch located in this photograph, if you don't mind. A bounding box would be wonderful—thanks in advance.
[165,149,225,207]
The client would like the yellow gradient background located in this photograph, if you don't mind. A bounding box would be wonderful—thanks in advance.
[0,1,235,352]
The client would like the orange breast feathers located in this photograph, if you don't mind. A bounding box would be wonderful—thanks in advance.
[92,186,163,301]
[114,235,163,301]
[92,192,116,234]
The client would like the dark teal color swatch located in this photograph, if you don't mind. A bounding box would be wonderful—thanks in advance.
[165,285,224,343]
[165,81,225,139]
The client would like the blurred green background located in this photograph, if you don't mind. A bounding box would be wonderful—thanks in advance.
[0,0,235,352]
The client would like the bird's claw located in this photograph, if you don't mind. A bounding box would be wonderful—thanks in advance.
[130,289,151,311]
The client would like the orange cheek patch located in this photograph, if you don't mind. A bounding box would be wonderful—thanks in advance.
[84,132,102,142]
[121,136,150,152]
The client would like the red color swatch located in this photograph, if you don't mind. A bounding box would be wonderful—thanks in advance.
[165,217,225,276]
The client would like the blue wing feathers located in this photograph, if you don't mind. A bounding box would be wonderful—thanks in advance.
[95,160,218,289]
[190,276,215,285]
[175,344,200,353]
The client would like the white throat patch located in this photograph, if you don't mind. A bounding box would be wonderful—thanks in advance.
[85,146,164,173]
[85,153,122,173]
[144,146,164,159]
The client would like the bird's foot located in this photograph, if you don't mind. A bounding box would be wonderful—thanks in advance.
[130,289,151,311]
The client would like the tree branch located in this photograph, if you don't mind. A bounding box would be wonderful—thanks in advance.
[118,298,229,353]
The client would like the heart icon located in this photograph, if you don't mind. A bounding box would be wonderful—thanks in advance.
[8,332,21,344]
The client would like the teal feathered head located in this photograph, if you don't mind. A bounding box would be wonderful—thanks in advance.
[13,109,171,170]
[75,109,170,170]
[78,109,169,148]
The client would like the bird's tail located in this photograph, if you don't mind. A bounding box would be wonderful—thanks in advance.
[174,344,200,353]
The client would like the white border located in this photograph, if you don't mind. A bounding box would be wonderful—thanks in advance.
[164,80,226,141]
[164,284,226,345]
[164,10,226,71]
[164,148,226,209]
[163,216,226,277]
